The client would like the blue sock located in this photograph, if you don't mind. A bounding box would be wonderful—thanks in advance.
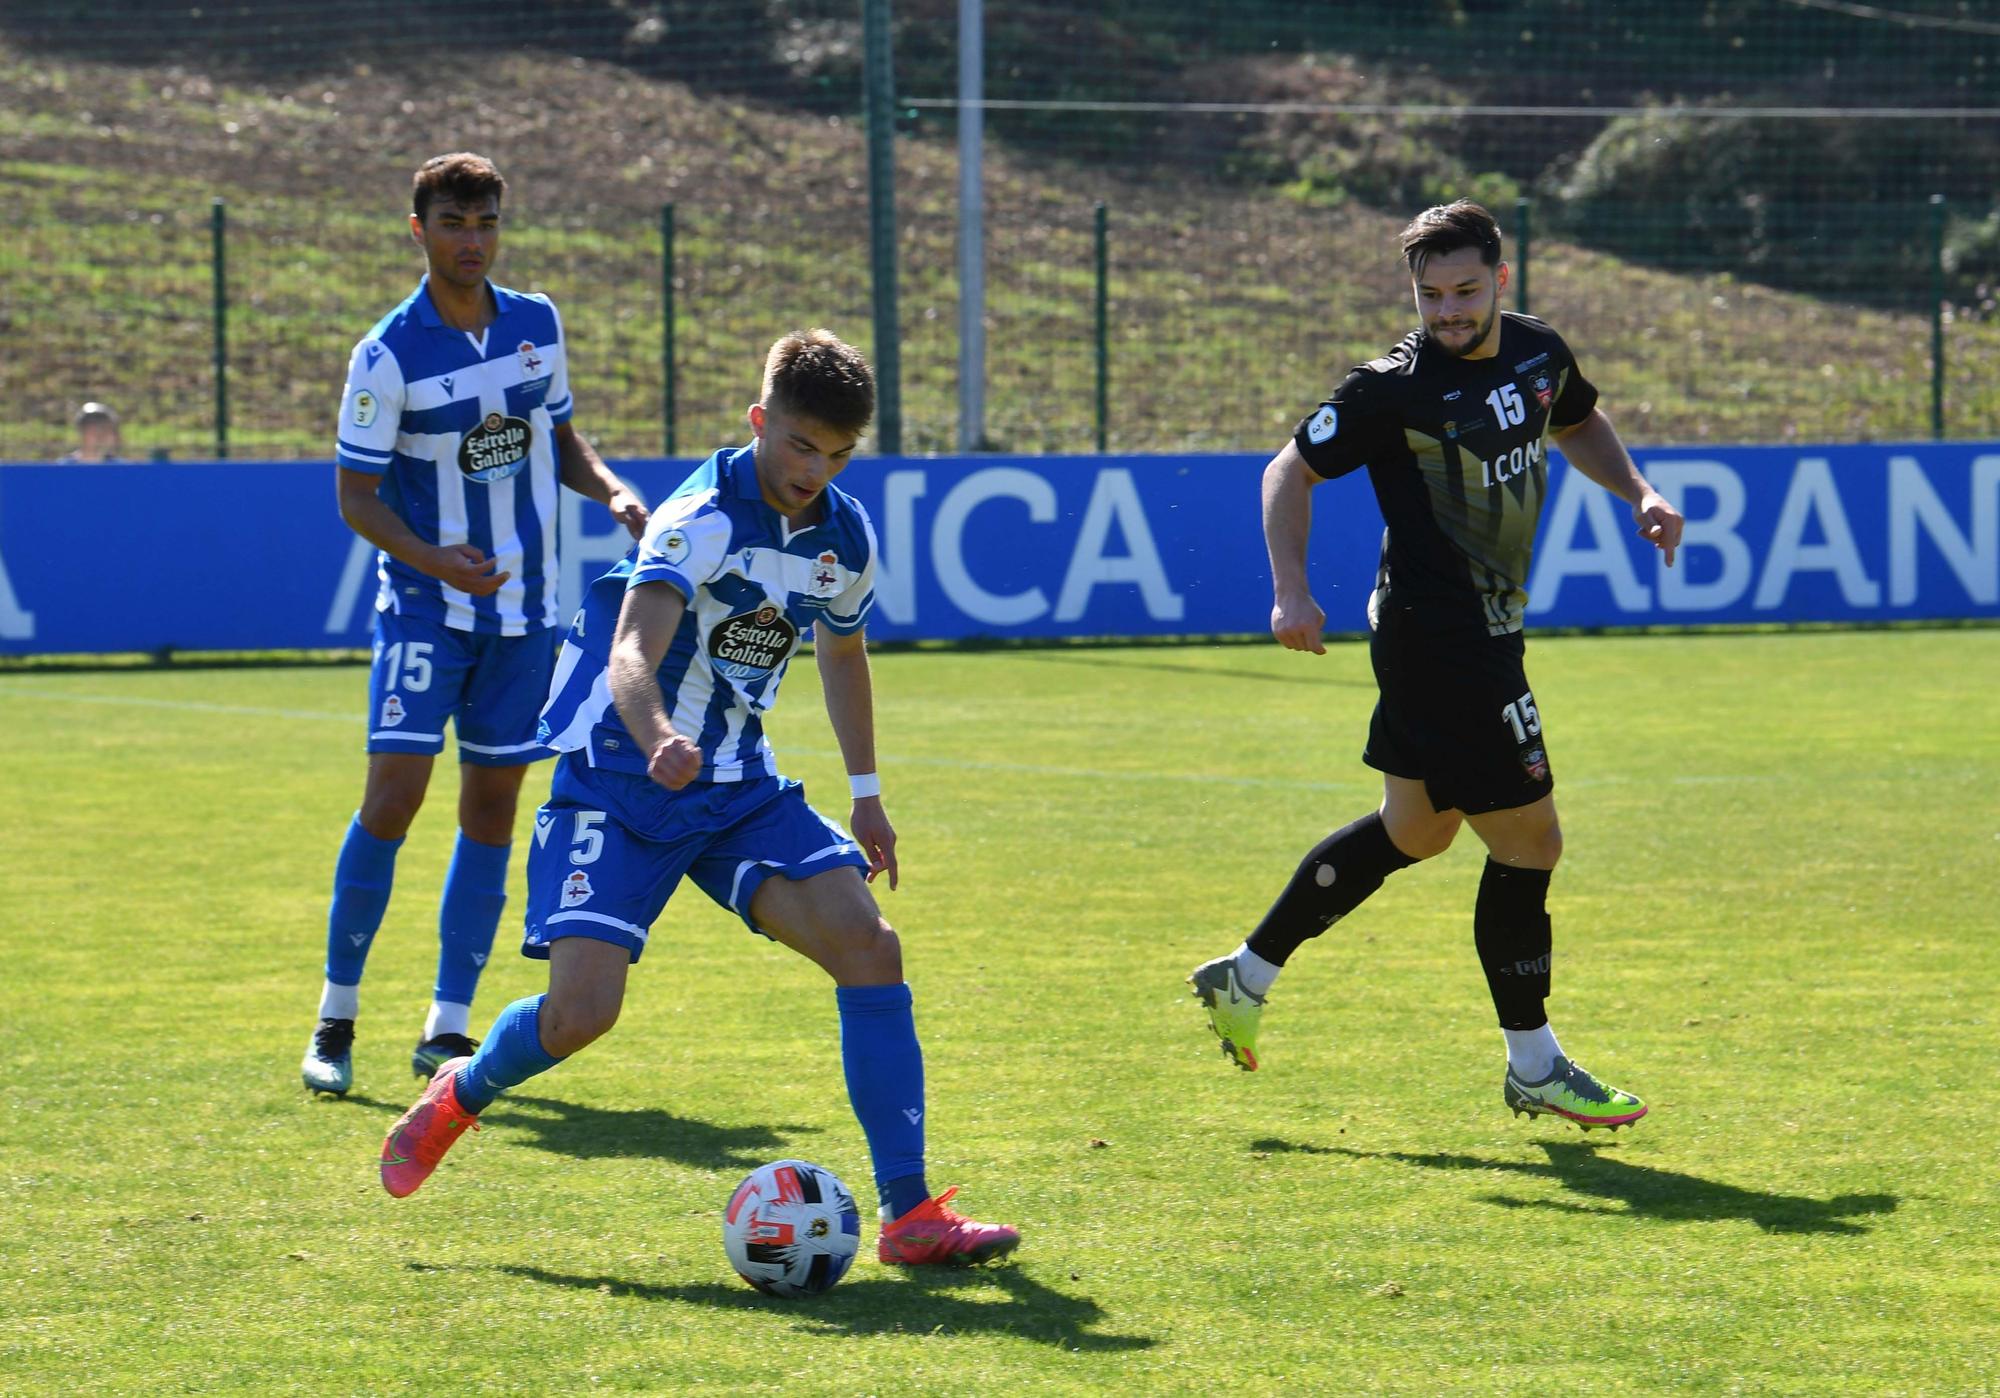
[323,815,403,990]
[435,832,510,1010]
[835,983,929,1218]
[454,995,563,1114]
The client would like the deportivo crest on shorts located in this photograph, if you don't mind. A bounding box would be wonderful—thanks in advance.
[560,870,594,908]
[459,411,534,483]
[709,603,799,683]
[1522,746,1550,782]
[380,694,406,727]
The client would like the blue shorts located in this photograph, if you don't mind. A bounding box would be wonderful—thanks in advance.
[522,755,870,962]
[365,612,557,767]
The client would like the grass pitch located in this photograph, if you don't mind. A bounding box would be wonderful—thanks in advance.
[3,631,1997,1394]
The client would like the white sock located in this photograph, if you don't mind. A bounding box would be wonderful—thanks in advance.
[1503,1024,1563,1081]
[1232,943,1282,999]
[318,981,360,1021]
[423,1000,471,1040]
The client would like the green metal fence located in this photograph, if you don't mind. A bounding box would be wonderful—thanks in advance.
[3,177,1986,463]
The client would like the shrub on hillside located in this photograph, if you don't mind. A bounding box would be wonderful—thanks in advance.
[1551,103,1993,303]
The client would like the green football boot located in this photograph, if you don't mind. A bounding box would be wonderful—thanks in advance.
[1187,956,1265,1071]
[301,1017,355,1096]
[1504,1054,1647,1130]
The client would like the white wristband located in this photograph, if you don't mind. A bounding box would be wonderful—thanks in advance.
[848,772,881,800]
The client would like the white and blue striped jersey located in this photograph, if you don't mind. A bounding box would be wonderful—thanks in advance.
[539,445,877,783]
[335,276,573,635]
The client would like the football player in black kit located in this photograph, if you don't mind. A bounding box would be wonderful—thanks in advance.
[1189,201,1683,1130]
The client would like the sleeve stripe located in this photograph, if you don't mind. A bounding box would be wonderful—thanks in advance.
[337,440,393,462]
[629,564,695,601]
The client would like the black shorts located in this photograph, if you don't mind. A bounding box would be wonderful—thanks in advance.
[1362,622,1554,815]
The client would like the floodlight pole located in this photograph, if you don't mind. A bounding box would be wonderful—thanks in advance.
[863,0,903,455]
[957,0,986,452]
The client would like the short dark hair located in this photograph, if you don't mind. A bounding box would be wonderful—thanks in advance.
[761,329,876,437]
[1399,200,1503,273]
[412,152,506,222]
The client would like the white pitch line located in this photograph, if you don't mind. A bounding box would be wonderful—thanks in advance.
[4,681,1929,792]
[0,685,355,723]
[0,682,1367,791]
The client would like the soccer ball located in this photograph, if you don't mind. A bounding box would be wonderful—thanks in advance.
[722,1159,861,1298]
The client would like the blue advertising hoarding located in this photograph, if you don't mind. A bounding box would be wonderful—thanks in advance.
[0,444,1994,654]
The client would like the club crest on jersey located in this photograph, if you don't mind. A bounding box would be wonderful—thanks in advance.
[518,340,543,376]
[459,411,533,482]
[1306,405,1338,444]
[380,694,406,727]
[809,550,841,597]
[1531,373,1554,409]
[560,870,594,908]
[709,603,799,683]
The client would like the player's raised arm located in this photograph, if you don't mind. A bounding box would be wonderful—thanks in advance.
[1551,408,1684,567]
[1263,440,1328,654]
[608,580,700,789]
[815,622,897,890]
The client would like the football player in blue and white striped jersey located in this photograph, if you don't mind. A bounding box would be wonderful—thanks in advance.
[303,153,648,1097]
[379,330,1020,1268]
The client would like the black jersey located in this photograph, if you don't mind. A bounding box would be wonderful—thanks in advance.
[1293,313,1598,638]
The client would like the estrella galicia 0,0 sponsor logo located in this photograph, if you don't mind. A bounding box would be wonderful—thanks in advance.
[459,412,534,482]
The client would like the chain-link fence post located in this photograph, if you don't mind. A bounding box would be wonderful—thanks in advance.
[1094,201,1108,453]
[661,202,676,457]
[1515,196,1530,317]
[863,0,903,454]
[210,197,229,459]
[1930,193,1946,441]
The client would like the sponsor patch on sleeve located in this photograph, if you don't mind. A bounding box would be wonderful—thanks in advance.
[659,529,690,565]
[1306,404,1338,445]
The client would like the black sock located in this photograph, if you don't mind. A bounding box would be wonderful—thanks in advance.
[1474,859,1553,1029]
[1245,812,1419,966]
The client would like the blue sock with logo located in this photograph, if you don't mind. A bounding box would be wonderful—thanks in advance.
[435,832,510,1011]
[324,815,403,990]
[835,983,930,1219]
[453,995,563,1114]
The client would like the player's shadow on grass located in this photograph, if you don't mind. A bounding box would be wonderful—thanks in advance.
[487,1095,820,1172]
[1256,1138,1898,1235]
[496,1262,1154,1352]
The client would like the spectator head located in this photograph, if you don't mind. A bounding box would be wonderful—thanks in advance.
[72,402,123,462]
